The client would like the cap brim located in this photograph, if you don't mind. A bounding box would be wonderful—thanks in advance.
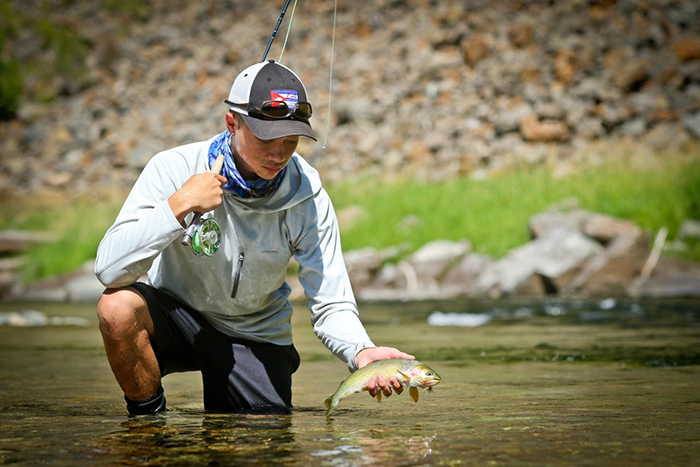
[241,114,317,141]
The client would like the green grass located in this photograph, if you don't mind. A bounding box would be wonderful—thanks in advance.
[0,198,123,283]
[327,153,700,259]
[1,149,699,284]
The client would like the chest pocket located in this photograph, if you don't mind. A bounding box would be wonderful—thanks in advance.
[227,210,294,303]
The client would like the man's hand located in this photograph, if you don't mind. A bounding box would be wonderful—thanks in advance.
[169,172,227,225]
[356,346,415,399]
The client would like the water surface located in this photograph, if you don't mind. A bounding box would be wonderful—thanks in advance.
[1,298,699,465]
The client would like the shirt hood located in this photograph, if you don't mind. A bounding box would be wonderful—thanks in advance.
[224,153,323,213]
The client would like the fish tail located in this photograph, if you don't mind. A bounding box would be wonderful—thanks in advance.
[324,397,334,416]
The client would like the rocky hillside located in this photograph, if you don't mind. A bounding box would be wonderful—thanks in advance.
[1,0,699,202]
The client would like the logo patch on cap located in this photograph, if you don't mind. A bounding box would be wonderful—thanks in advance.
[270,89,299,107]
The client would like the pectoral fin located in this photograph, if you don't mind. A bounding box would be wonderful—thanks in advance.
[410,387,419,403]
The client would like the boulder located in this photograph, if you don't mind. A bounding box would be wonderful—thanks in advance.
[473,229,602,297]
[582,214,642,244]
[441,253,494,297]
[344,247,383,290]
[406,239,471,290]
[634,256,700,298]
[528,208,589,239]
[567,231,651,296]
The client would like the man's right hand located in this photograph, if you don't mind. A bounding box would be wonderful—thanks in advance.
[168,172,227,225]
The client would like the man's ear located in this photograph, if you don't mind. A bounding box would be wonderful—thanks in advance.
[225,111,238,134]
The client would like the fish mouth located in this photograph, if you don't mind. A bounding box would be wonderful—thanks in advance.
[420,377,441,387]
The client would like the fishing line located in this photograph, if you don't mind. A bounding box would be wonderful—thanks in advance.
[278,0,298,63]
[322,0,338,150]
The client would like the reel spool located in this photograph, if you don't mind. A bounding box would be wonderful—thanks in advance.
[189,217,221,256]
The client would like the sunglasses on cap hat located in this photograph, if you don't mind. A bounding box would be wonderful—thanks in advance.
[225,99,313,121]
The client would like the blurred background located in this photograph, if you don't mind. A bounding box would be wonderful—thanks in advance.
[1,4,699,464]
[0,0,698,297]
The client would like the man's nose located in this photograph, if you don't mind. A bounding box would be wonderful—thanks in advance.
[268,143,288,161]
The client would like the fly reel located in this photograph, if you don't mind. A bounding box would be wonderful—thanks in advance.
[180,154,225,256]
[189,217,221,256]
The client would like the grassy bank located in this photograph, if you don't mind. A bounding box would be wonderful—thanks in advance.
[328,150,700,260]
[1,151,699,284]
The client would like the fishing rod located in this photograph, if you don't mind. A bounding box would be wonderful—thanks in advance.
[261,0,293,62]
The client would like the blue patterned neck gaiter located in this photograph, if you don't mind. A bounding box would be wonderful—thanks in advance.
[207,130,285,198]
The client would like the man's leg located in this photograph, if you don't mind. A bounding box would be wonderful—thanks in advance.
[201,340,300,414]
[96,287,164,413]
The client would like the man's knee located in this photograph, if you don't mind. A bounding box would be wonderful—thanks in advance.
[97,287,152,338]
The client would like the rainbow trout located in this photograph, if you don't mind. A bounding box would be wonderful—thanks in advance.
[324,358,441,416]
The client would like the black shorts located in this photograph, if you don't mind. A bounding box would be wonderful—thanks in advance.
[130,283,300,413]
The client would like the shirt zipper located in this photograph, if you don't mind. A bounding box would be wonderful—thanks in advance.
[231,251,245,298]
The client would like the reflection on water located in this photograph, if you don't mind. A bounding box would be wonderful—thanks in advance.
[97,413,298,465]
[1,298,699,465]
[94,411,437,466]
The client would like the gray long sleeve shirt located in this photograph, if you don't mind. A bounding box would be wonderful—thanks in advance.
[95,135,375,370]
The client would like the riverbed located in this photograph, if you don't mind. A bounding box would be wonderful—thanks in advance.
[1,298,698,465]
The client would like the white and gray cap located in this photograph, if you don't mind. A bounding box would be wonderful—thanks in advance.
[225,60,316,141]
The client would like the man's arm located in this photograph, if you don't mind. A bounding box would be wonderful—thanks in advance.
[95,150,225,287]
[292,188,414,384]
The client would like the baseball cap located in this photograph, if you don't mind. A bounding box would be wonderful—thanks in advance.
[225,60,316,141]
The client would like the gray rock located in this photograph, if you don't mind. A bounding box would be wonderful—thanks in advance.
[344,248,383,290]
[473,229,602,297]
[408,239,471,284]
[528,209,590,239]
[567,231,650,296]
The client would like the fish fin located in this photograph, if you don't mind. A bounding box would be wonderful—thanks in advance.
[324,398,334,416]
[410,387,419,403]
[376,391,382,404]
[398,370,410,382]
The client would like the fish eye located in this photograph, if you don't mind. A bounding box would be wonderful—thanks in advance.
[426,371,432,376]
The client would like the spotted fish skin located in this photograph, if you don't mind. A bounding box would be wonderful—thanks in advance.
[324,358,441,416]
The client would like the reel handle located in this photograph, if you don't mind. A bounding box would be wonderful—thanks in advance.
[181,154,225,246]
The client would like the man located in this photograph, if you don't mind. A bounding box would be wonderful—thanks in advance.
[95,60,412,415]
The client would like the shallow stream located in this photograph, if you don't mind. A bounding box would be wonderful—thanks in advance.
[1,297,699,465]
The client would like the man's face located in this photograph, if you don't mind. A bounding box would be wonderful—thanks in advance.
[227,112,299,180]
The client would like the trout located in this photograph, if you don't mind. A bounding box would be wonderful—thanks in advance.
[324,358,441,416]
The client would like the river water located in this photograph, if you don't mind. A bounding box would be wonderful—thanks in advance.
[1,297,699,465]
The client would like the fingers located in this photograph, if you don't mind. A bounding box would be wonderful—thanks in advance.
[368,376,401,399]
[390,377,404,395]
